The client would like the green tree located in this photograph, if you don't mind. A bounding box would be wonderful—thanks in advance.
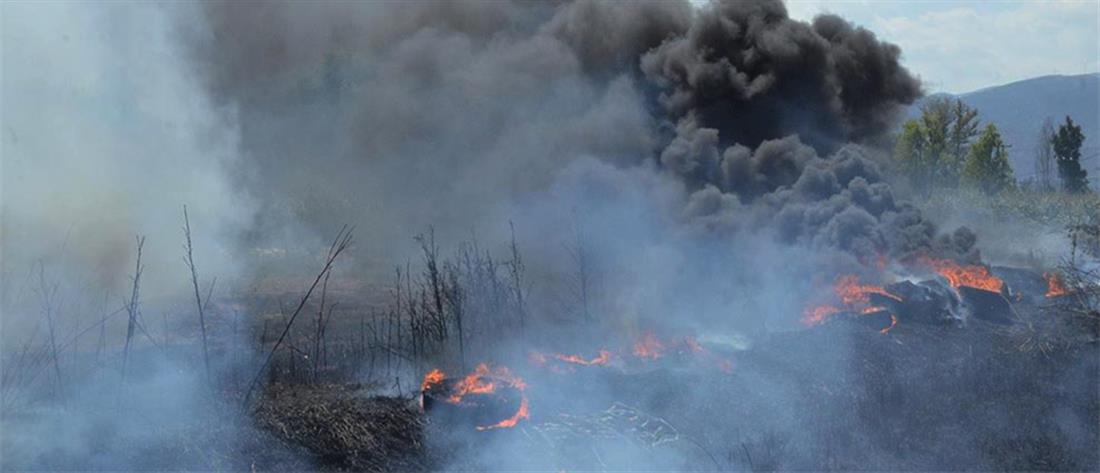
[1053,116,1090,193]
[947,98,981,183]
[919,98,952,185]
[961,123,1015,195]
[1033,117,1056,190]
[895,120,931,189]
[894,97,981,192]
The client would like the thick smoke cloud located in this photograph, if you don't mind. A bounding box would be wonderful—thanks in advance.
[2,1,1037,470]
[545,0,692,74]
[640,1,922,151]
[0,0,973,350]
[181,0,966,273]
[1,2,253,338]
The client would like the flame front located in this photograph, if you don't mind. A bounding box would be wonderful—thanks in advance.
[879,314,898,334]
[920,256,1004,293]
[632,332,665,359]
[1045,272,1069,298]
[421,368,445,391]
[802,305,841,326]
[553,349,612,366]
[529,349,612,373]
[447,363,527,404]
[834,275,901,305]
[533,334,733,374]
[476,397,530,431]
[802,275,900,328]
[422,363,530,431]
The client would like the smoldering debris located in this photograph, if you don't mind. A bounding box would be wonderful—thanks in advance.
[877,279,965,326]
[3,0,1099,471]
[803,262,1087,331]
[396,308,1097,471]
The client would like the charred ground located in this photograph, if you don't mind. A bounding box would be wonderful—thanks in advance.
[3,0,1099,471]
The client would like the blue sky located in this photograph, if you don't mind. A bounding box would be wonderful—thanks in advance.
[781,0,1100,93]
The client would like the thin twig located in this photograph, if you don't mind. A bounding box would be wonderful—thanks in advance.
[121,236,145,383]
[183,205,212,382]
[36,262,65,402]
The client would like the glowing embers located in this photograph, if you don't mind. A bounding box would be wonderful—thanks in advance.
[420,363,529,431]
[802,275,900,332]
[630,332,705,361]
[632,332,665,360]
[555,350,613,366]
[529,333,733,374]
[880,314,898,334]
[1045,272,1069,298]
[919,256,1004,293]
[528,349,612,374]
[802,305,842,326]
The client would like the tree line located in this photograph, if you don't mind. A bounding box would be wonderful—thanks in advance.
[894,96,1090,195]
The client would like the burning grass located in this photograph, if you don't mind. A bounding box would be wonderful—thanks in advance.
[414,309,1098,470]
[421,363,530,431]
[6,222,1097,471]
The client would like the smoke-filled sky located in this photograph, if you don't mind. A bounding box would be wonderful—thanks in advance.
[782,0,1100,93]
[1,3,1096,471]
[0,0,986,303]
[0,0,1072,338]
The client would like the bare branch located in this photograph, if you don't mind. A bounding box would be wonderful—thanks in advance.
[121,235,145,383]
[183,205,212,382]
[241,225,354,410]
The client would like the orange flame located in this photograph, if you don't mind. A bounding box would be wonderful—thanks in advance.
[802,305,841,326]
[632,332,665,359]
[535,335,732,374]
[553,349,612,366]
[529,349,611,372]
[447,363,528,403]
[1045,272,1068,298]
[632,333,734,373]
[802,275,900,327]
[920,257,1004,293]
[423,364,530,431]
[476,397,530,431]
[421,368,445,391]
[834,275,902,305]
[879,314,898,334]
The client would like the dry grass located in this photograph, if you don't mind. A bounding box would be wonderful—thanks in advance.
[254,383,430,472]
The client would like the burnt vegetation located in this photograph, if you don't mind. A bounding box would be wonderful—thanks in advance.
[3,219,1098,470]
[3,0,1099,471]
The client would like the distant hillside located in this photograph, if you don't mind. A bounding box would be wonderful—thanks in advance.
[908,73,1099,187]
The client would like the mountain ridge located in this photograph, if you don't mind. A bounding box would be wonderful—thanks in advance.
[906,73,1099,186]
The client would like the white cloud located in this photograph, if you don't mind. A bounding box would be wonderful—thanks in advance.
[784,0,1099,93]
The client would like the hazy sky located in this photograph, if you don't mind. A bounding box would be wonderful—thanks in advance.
[783,0,1100,94]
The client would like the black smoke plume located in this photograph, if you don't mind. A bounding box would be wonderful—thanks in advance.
[5,1,1080,470]
[641,1,922,151]
[183,0,969,267]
